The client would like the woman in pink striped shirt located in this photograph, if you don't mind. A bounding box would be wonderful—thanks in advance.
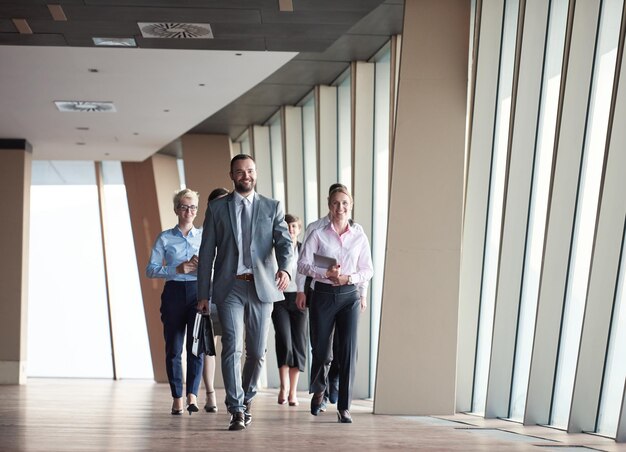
[297,186,373,424]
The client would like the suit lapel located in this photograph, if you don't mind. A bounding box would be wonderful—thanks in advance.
[251,192,260,237]
[227,194,238,239]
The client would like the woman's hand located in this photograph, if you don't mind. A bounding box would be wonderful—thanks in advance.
[295,292,307,311]
[176,256,198,274]
[360,297,367,312]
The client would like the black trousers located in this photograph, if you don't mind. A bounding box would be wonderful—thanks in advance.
[271,292,308,371]
[309,282,360,411]
[160,280,203,398]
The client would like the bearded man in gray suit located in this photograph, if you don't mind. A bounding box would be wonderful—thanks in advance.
[197,154,293,431]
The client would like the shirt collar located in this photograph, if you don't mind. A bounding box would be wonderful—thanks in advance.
[174,225,199,237]
[234,190,255,205]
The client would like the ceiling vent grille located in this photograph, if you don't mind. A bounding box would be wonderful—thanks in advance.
[55,101,116,112]
[138,22,214,39]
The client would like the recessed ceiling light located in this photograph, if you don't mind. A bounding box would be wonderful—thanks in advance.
[93,37,137,47]
[163,109,170,113]
[199,83,206,87]
[12,18,32,34]
[235,53,242,56]
[48,5,67,21]
[55,101,116,112]
[76,127,90,131]
[138,22,213,39]
[76,142,86,146]
[133,132,139,135]
[88,68,99,73]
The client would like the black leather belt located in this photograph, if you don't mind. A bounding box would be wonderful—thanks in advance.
[235,273,254,282]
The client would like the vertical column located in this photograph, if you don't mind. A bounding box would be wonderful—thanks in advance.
[122,155,180,383]
[181,133,233,225]
[0,139,32,384]
[374,0,469,414]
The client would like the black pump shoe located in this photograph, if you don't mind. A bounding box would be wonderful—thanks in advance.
[187,403,199,415]
[337,410,352,423]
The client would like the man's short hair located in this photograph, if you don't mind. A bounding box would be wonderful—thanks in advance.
[230,154,255,172]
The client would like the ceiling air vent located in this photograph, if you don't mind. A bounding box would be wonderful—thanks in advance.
[138,22,214,39]
[54,101,116,113]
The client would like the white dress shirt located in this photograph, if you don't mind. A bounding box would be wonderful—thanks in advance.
[297,220,373,297]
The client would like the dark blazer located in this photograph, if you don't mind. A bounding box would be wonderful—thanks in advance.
[197,191,293,304]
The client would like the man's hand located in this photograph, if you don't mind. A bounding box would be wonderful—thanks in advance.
[275,270,290,291]
[360,297,367,313]
[197,298,209,314]
[295,292,307,311]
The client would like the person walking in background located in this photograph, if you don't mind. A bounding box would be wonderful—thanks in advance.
[146,188,203,416]
[200,187,229,413]
[297,186,373,424]
[197,154,293,431]
[272,214,307,407]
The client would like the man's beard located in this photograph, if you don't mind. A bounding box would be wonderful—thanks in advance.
[235,179,254,193]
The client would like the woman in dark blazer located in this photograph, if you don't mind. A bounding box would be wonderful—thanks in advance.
[271,214,308,406]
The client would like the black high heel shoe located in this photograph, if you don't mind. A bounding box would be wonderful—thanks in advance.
[187,403,199,415]
[171,408,184,415]
[337,409,352,423]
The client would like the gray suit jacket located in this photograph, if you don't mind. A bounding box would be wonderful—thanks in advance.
[197,191,293,304]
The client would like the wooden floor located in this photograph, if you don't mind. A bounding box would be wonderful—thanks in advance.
[1,379,625,451]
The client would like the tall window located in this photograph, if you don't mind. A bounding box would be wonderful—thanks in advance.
[509,0,568,421]
[551,0,624,428]
[597,225,626,436]
[28,161,113,378]
[301,94,318,227]
[472,0,519,414]
[370,45,391,393]
[337,72,352,189]
[28,160,152,379]
[269,113,285,205]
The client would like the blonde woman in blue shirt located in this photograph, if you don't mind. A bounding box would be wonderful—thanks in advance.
[146,189,203,415]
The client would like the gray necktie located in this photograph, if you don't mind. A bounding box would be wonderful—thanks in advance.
[241,198,252,268]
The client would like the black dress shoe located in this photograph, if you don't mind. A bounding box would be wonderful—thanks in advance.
[187,403,199,415]
[228,412,246,431]
[310,392,325,416]
[337,409,352,423]
[244,401,252,426]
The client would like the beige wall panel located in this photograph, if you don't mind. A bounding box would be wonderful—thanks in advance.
[0,144,31,384]
[374,0,469,415]
[151,154,181,229]
[181,133,233,226]
[122,158,169,383]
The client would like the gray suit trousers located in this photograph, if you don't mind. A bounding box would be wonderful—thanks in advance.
[217,279,272,414]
